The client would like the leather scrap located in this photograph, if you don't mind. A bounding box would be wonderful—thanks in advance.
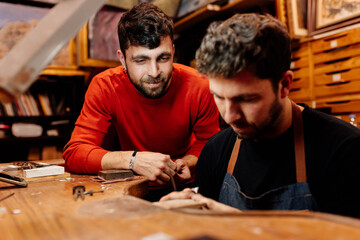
[89,175,143,184]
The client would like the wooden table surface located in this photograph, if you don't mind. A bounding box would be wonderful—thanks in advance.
[1,161,360,239]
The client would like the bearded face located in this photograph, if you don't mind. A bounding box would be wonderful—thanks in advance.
[121,36,174,99]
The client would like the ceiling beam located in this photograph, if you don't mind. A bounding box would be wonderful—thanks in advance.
[0,0,106,102]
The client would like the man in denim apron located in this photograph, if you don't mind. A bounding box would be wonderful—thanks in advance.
[161,13,360,218]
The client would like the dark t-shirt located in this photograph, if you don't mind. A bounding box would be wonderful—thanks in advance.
[195,104,360,218]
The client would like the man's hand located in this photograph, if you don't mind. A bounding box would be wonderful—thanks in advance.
[160,188,241,213]
[132,151,176,185]
[174,154,197,183]
[102,151,176,185]
[174,159,191,182]
[160,188,195,200]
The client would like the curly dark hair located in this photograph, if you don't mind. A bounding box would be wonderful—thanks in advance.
[117,3,173,57]
[195,13,291,91]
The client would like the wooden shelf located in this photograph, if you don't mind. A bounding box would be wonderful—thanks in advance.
[314,93,360,103]
[174,0,273,33]
[0,135,68,144]
[41,67,88,77]
[0,115,72,121]
[0,74,85,160]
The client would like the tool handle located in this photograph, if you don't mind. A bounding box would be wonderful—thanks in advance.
[0,172,28,187]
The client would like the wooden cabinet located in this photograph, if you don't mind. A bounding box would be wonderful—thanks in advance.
[289,27,360,125]
[289,42,312,103]
[0,1,92,161]
[174,0,272,33]
[312,28,360,99]
[173,0,275,66]
[0,73,86,162]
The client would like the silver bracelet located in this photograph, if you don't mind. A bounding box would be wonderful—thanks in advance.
[129,150,138,170]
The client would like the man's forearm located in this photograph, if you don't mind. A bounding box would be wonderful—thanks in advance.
[101,150,177,183]
[102,152,198,170]
[101,151,133,170]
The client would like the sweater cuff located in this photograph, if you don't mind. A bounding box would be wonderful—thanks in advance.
[86,148,109,173]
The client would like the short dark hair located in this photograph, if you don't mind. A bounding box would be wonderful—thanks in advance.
[195,13,291,90]
[117,3,173,56]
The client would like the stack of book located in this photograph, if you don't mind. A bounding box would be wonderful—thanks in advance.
[0,91,66,117]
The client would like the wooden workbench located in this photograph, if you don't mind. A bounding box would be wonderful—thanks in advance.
[1,162,360,239]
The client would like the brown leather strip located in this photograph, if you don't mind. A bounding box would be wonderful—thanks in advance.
[226,101,306,182]
[227,138,242,174]
[291,101,307,183]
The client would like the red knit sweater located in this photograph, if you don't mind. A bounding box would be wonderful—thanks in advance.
[63,63,220,175]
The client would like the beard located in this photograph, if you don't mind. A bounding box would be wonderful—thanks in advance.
[232,97,283,140]
[130,70,172,99]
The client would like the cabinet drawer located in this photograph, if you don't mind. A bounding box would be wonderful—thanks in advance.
[295,100,313,106]
[314,67,360,86]
[289,88,311,101]
[312,28,360,53]
[313,55,360,76]
[292,76,310,89]
[334,113,360,125]
[293,66,309,79]
[291,55,309,69]
[316,99,360,113]
[291,42,309,58]
[313,43,360,65]
[314,80,360,98]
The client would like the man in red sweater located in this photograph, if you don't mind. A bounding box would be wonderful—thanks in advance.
[63,3,220,200]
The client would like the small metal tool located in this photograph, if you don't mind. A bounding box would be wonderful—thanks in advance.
[72,185,104,201]
[13,161,55,169]
[0,192,15,202]
[170,175,177,191]
[0,172,28,187]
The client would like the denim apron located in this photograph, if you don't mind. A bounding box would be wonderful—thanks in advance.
[219,101,319,211]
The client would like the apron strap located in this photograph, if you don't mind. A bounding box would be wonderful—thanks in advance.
[227,138,242,174]
[291,101,307,183]
[226,101,307,183]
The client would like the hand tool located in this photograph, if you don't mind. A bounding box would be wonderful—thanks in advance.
[73,185,104,201]
[170,175,177,191]
[0,192,15,202]
[0,172,28,187]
